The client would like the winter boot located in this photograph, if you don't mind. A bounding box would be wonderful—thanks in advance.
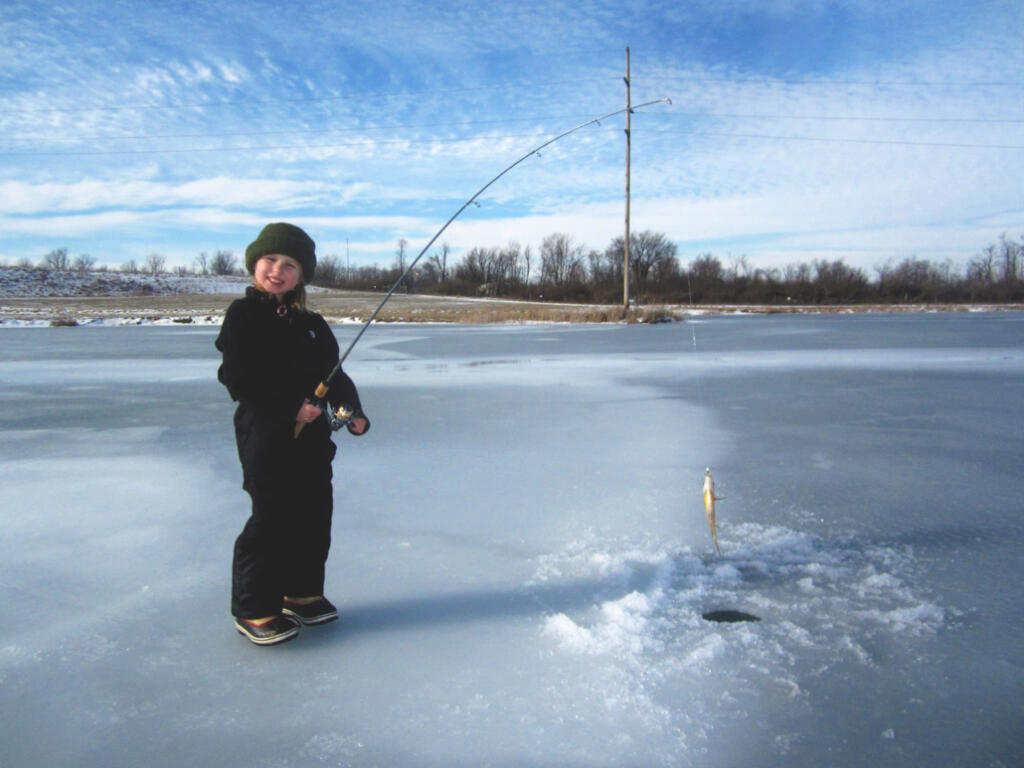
[235,615,300,645]
[282,596,338,626]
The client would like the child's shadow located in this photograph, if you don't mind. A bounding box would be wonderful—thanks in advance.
[307,576,639,644]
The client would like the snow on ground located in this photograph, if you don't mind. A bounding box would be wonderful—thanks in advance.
[0,264,250,297]
[0,314,1021,767]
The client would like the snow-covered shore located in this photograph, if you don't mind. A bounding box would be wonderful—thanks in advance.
[0,265,249,298]
[2,266,1021,327]
[0,266,336,326]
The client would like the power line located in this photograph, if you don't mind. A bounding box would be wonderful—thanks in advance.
[673,111,1024,125]
[645,128,1024,150]
[639,75,1024,88]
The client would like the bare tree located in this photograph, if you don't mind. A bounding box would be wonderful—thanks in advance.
[686,253,725,301]
[813,259,868,302]
[42,248,70,270]
[395,239,408,272]
[428,243,451,283]
[630,231,677,296]
[393,239,410,291]
[144,253,166,275]
[652,249,681,285]
[604,230,677,297]
[210,250,237,276]
[875,257,949,302]
[999,233,1021,282]
[495,242,524,294]
[967,244,997,284]
[728,255,753,282]
[455,246,490,284]
[314,255,343,287]
[595,243,624,287]
[73,254,96,271]
[540,233,585,287]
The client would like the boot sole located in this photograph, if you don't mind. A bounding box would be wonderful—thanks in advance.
[281,607,338,626]
[235,620,300,645]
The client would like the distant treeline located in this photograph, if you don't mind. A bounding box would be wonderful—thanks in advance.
[20,232,1024,305]
[314,231,1024,305]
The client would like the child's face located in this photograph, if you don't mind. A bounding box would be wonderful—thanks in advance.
[254,254,302,297]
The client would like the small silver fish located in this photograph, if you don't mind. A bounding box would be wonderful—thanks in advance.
[702,468,722,556]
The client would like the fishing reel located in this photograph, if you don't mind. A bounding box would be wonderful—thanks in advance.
[295,384,361,439]
[319,400,357,432]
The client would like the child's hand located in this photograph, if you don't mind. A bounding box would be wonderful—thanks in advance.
[347,416,369,435]
[296,400,323,424]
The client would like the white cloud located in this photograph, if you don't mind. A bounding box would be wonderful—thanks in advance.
[0,177,341,215]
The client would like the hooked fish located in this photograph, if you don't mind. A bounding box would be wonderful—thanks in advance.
[702,468,722,556]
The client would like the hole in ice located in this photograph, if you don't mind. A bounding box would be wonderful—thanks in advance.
[702,609,761,623]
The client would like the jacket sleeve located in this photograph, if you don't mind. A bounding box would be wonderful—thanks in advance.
[329,368,362,411]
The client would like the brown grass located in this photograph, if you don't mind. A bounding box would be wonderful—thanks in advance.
[0,292,690,325]
[2,291,1020,326]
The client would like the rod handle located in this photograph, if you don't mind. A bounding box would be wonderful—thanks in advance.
[294,382,332,438]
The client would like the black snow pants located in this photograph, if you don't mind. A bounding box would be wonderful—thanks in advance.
[231,464,334,619]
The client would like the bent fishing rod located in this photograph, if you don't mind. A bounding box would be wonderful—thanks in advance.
[296,97,672,437]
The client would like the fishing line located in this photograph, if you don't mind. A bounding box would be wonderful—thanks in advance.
[295,97,672,436]
[686,272,698,353]
[686,258,723,557]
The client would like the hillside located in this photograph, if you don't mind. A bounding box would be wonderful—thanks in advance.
[0,267,648,326]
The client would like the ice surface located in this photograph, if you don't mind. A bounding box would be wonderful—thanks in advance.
[1,314,1021,767]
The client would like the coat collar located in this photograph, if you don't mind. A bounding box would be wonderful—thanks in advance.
[246,285,297,315]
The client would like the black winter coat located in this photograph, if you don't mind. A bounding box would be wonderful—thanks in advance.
[215,287,363,483]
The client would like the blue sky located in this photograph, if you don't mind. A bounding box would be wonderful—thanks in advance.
[2,0,1022,275]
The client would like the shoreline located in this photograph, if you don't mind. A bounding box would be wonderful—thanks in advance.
[1,292,1021,328]
[2,267,1021,326]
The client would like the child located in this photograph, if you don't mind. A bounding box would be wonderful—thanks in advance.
[216,222,369,646]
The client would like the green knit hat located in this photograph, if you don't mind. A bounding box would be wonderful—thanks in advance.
[245,222,316,282]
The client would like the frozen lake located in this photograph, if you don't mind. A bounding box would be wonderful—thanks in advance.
[1,312,1021,766]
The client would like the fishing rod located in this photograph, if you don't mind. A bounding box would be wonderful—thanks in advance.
[297,97,672,437]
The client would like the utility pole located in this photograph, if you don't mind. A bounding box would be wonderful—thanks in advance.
[623,46,631,312]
